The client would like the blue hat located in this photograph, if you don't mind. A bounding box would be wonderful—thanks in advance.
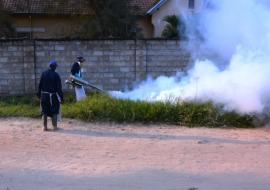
[49,60,57,66]
[77,56,85,62]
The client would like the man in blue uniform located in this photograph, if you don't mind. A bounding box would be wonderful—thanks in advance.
[71,56,85,78]
[71,56,86,101]
[38,60,63,131]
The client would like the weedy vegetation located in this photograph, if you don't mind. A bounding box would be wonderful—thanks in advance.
[0,93,255,127]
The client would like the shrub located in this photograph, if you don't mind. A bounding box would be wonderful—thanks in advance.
[178,101,254,127]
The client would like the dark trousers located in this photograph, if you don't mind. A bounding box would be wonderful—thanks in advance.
[43,114,58,130]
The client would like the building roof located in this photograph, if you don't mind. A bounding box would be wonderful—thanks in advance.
[146,0,169,15]
[1,0,91,15]
[0,0,160,16]
[130,0,160,15]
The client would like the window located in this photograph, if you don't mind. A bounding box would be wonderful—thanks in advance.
[16,32,31,39]
[188,0,195,9]
[16,27,45,33]
[15,27,45,39]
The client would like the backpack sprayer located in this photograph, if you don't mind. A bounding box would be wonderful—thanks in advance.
[65,75,105,93]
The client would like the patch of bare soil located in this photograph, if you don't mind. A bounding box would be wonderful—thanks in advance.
[0,117,270,190]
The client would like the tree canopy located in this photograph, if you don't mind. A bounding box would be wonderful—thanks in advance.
[0,2,15,39]
[71,0,139,39]
[161,15,186,40]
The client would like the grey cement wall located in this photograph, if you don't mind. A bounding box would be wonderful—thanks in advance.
[0,40,191,95]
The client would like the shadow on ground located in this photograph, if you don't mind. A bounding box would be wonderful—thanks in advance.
[0,169,269,190]
[57,127,270,145]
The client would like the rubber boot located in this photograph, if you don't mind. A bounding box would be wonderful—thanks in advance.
[43,114,48,131]
[52,114,58,131]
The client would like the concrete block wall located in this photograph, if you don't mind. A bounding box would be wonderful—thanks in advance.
[0,40,36,95]
[0,40,190,95]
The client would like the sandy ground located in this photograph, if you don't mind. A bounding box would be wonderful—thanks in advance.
[0,118,270,190]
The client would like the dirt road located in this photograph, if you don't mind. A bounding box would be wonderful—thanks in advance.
[0,117,270,190]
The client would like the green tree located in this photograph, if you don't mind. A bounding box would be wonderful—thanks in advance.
[0,2,15,38]
[73,0,139,38]
[161,15,186,40]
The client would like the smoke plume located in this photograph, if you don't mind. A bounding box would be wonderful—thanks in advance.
[111,0,270,114]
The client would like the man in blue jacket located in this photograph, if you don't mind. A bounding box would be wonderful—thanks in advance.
[38,60,63,131]
[71,56,85,78]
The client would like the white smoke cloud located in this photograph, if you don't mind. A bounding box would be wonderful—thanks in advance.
[201,0,270,59]
[110,0,270,114]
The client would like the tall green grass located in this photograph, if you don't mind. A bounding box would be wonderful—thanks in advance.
[63,94,181,123]
[0,95,40,117]
[0,93,255,127]
[63,93,255,127]
[0,94,74,118]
